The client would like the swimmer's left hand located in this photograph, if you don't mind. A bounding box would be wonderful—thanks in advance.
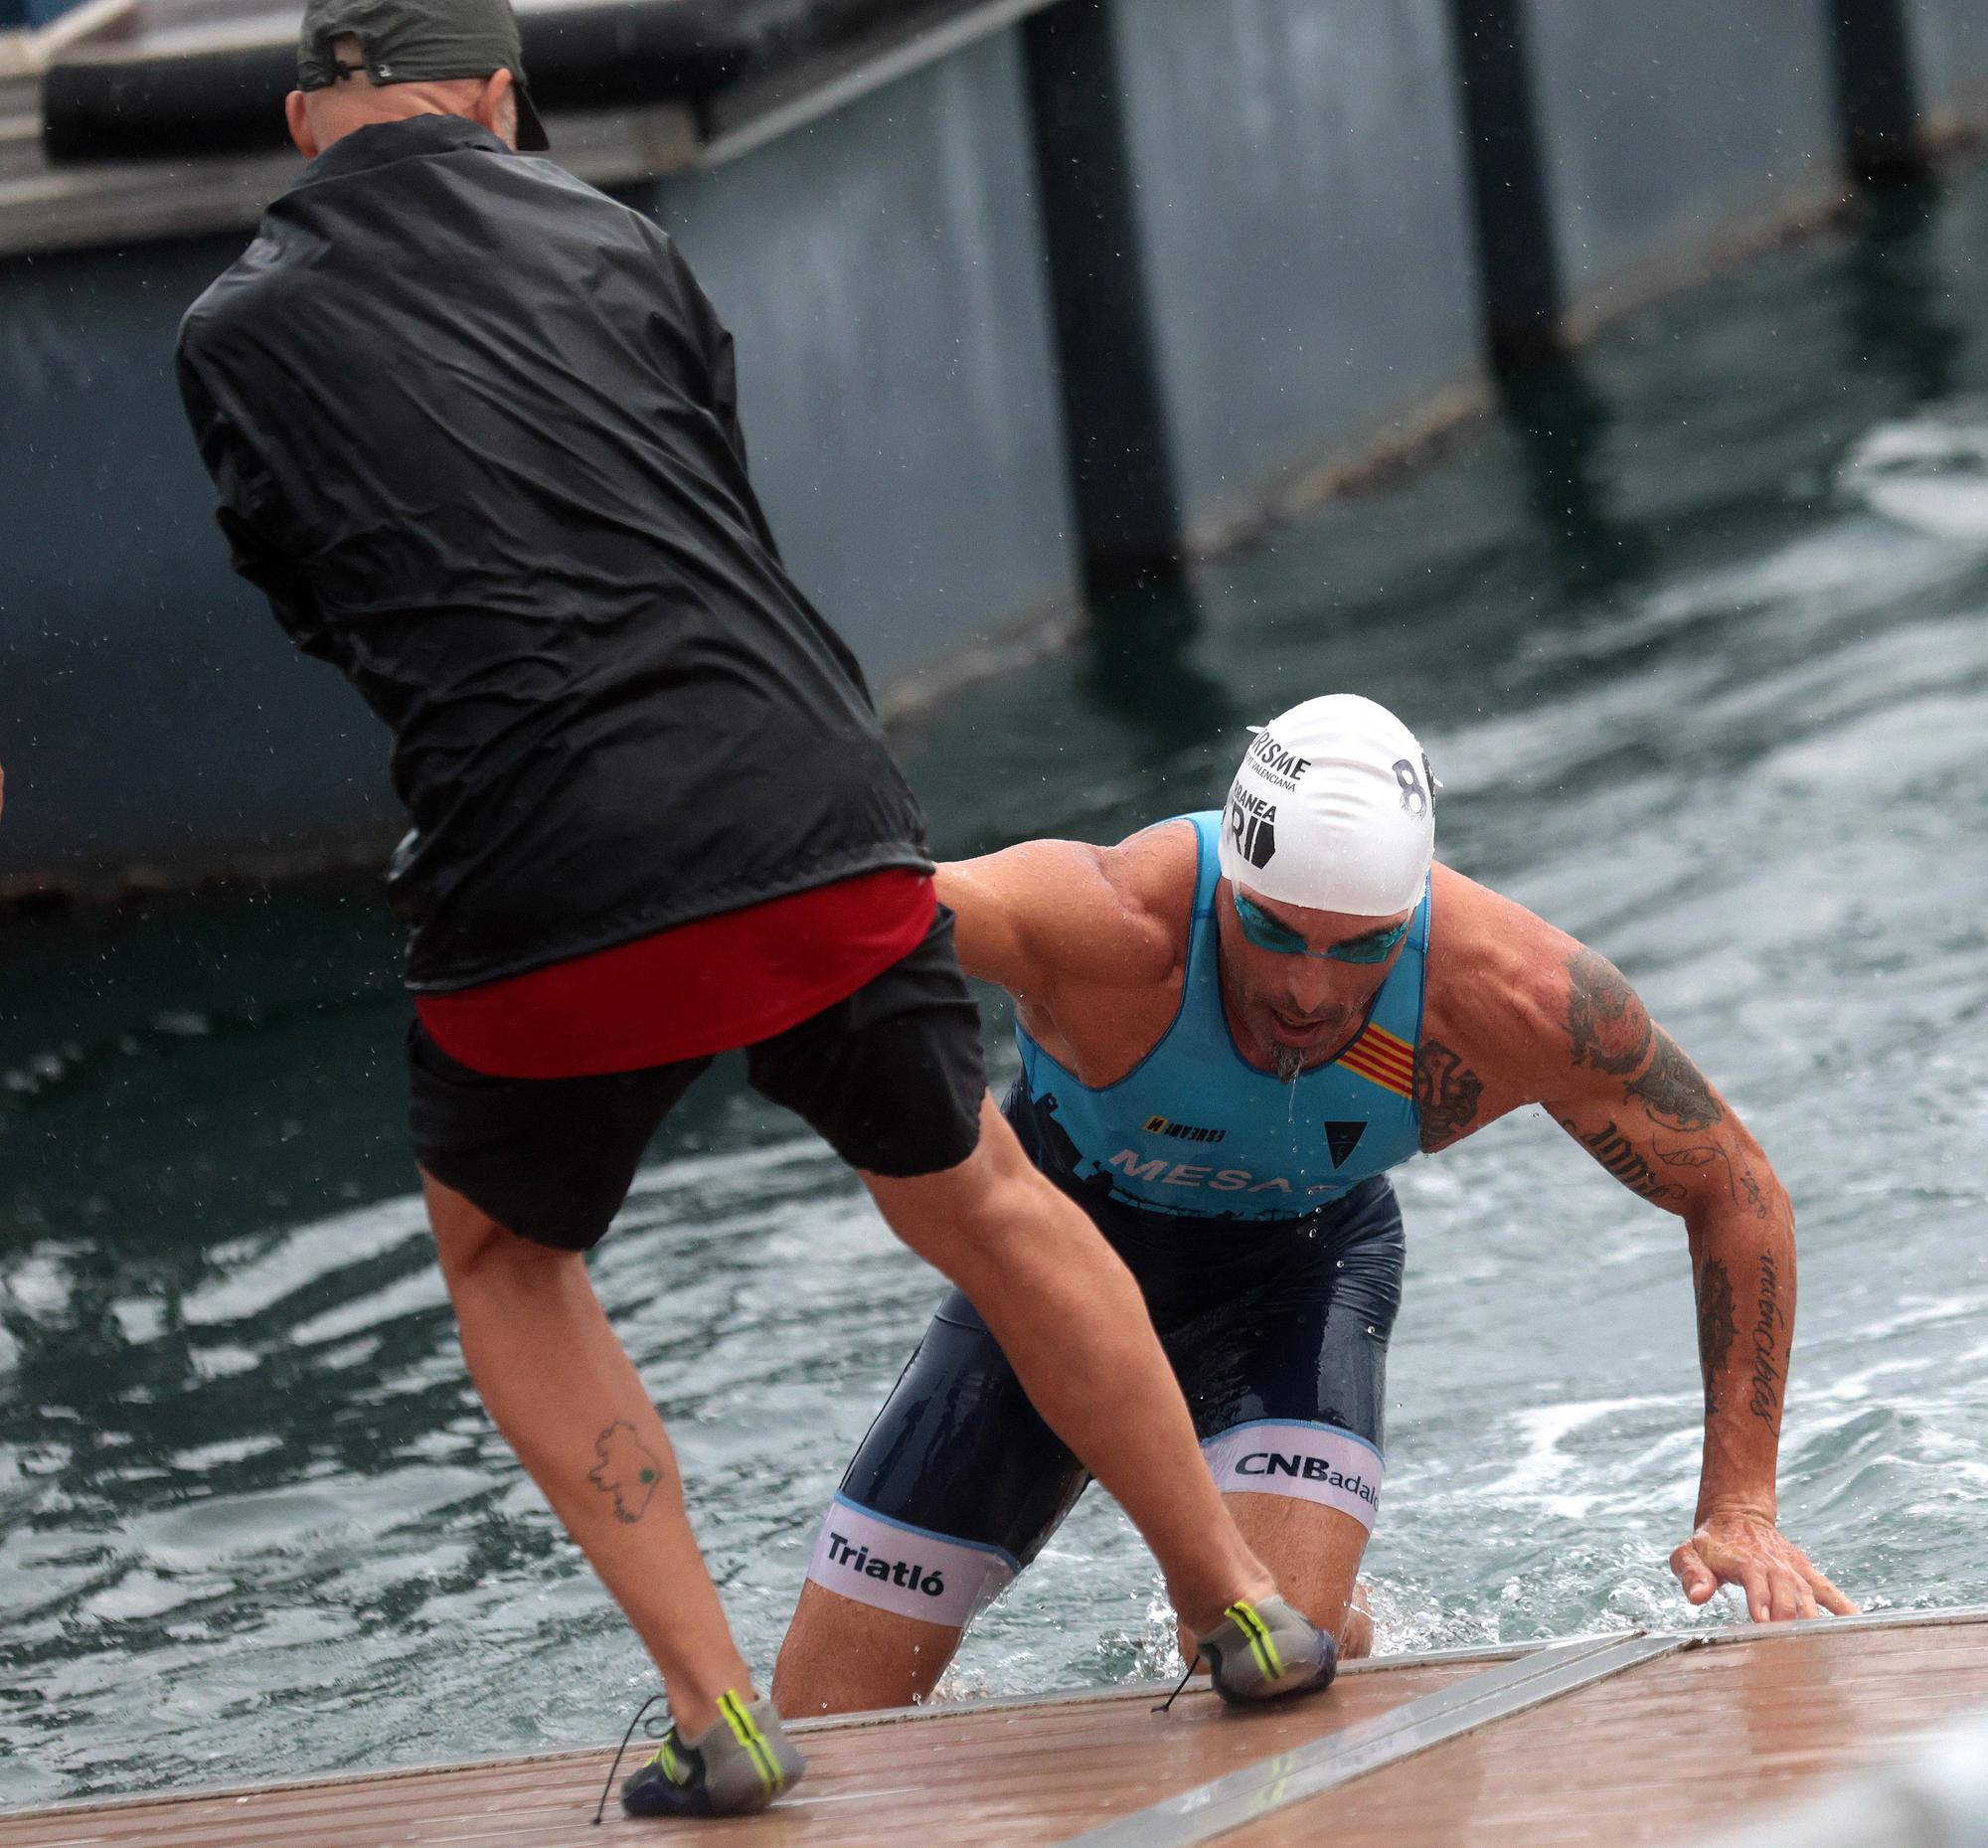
[1670,1509,1859,1622]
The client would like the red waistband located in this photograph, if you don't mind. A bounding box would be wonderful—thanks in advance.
[415,869,936,1079]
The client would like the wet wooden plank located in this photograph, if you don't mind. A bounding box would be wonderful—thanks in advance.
[1060,1633,1688,1848]
[1222,1615,1988,1848]
[0,1661,1475,1848]
[12,1618,1984,1847]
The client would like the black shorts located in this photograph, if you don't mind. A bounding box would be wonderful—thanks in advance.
[808,1169,1404,1619]
[408,906,986,1251]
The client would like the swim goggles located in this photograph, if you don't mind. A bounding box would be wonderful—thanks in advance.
[1233,891,1409,963]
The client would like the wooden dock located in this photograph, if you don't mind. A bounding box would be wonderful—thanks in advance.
[4,1608,1984,1847]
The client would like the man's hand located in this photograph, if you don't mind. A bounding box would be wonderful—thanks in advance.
[1670,1508,1858,1621]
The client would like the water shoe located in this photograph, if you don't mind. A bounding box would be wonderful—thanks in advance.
[1195,1595,1338,1705]
[619,1691,805,1819]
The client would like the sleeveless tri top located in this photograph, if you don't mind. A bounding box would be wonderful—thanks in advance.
[1011,811,1428,1223]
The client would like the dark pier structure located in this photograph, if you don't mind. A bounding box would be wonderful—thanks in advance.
[3,0,1986,884]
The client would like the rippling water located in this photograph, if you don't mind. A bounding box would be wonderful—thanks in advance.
[6,171,1988,1807]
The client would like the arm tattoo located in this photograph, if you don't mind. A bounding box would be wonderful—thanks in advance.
[1415,1038,1484,1151]
[1748,1255,1785,1429]
[1564,948,1655,1075]
[588,1421,664,1525]
[1625,1029,1724,1132]
[1570,1116,1688,1204]
[1695,1260,1738,1417]
[1655,1143,1771,1220]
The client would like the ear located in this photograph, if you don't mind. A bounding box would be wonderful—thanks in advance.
[474,67,518,148]
[284,89,318,159]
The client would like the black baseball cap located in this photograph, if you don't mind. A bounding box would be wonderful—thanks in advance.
[297,0,550,151]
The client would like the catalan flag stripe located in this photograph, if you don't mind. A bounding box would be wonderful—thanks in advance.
[1359,1021,1412,1063]
[1342,1044,1412,1080]
[1338,1024,1414,1098]
[1346,1035,1412,1069]
[1344,1048,1412,1084]
[1340,1059,1411,1098]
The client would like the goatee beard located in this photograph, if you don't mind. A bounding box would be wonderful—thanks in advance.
[1272,1042,1305,1085]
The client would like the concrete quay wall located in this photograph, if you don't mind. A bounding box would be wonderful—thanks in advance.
[2,0,1982,881]
[1906,0,1988,134]
[629,30,1075,693]
[1104,0,1482,549]
[1,233,398,874]
[1522,0,1846,328]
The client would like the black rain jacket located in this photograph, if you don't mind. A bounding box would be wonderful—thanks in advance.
[177,114,929,992]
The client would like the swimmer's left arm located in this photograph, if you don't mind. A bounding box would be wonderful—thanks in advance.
[1526,939,1857,1623]
[1419,875,1855,1619]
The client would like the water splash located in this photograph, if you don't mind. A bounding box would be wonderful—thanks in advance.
[1838,397,1988,541]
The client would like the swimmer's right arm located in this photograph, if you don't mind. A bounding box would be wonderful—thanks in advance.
[935,825,1186,1004]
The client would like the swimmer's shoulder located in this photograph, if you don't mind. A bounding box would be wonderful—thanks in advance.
[1424,864,1575,1078]
[941,823,1186,995]
[1096,817,1202,974]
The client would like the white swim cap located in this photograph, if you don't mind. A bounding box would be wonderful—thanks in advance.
[1218,694,1435,916]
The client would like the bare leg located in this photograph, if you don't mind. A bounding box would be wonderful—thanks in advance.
[861,1098,1274,1638]
[775,1500,1372,1719]
[1174,1496,1374,1666]
[1344,1580,1376,1659]
[773,1581,959,1716]
[422,1171,750,1738]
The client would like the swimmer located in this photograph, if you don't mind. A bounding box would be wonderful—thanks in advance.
[775,694,1855,1715]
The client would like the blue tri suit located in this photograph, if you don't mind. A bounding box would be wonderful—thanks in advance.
[805,814,1425,1628]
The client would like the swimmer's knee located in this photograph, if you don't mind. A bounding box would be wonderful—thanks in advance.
[1211,1424,1383,1657]
[804,1496,1018,1631]
[775,1580,962,1716]
[781,1492,1022,1711]
[1206,1420,1386,1529]
[1339,1583,1376,1660]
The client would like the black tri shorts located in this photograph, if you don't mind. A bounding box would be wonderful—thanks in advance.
[807,1165,1406,1627]
[407,906,986,1252]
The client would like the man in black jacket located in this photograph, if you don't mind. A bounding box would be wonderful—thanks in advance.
[176,0,1333,1819]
